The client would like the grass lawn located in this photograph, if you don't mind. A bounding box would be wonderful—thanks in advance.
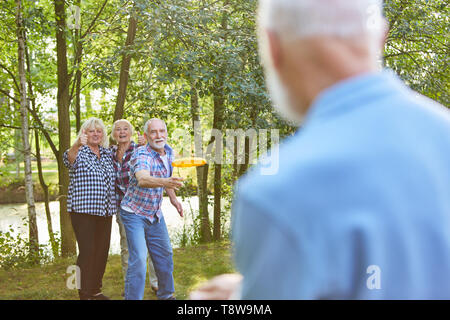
[0,160,59,187]
[0,241,235,300]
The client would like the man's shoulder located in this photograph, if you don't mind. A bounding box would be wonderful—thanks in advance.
[133,145,154,157]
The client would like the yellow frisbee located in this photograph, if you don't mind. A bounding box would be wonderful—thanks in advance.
[172,157,207,168]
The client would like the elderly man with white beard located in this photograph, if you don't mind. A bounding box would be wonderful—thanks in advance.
[190,0,450,299]
[120,118,184,300]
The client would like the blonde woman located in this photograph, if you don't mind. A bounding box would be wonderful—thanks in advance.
[110,119,159,295]
[63,117,116,300]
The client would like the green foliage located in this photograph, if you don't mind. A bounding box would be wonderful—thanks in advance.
[0,223,60,270]
[0,0,447,252]
[384,0,449,106]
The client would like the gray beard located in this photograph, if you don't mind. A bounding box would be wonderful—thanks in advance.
[264,67,304,127]
[150,141,165,150]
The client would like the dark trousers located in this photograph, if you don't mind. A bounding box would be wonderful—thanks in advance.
[70,213,112,299]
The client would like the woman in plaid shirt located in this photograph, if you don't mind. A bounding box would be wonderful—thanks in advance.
[63,117,116,300]
[110,119,159,295]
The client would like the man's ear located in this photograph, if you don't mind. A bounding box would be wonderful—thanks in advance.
[266,30,283,71]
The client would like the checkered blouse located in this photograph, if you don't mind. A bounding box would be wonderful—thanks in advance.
[63,145,117,217]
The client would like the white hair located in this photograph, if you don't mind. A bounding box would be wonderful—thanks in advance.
[258,0,386,42]
[111,119,135,142]
[143,118,167,135]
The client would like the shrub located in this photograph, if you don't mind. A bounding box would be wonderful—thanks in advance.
[0,225,58,270]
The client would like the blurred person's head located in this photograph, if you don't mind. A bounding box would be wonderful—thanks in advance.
[111,119,134,145]
[78,117,109,148]
[144,118,168,152]
[257,0,388,125]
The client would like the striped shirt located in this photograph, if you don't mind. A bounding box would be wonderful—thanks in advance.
[111,141,138,207]
[63,145,117,217]
[121,143,174,223]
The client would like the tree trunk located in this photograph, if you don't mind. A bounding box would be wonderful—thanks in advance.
[237,105,257,178]
[84,88,92,114]
[190,82,212,243]
[113,8,138,122]
[212,92,225,241]
[54,0,76,257]
[14,128,22,178]
[211,1,229,241]
[16,0,39,255]
[23,29,58,258]
[74,0,82,132]
[74,44,82,133]
[35,130,58,257]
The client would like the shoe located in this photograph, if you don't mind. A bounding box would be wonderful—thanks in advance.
[78,290,90,300]
[88,293,110,300]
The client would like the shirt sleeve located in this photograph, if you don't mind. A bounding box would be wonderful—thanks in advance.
[131,149,151,174]
[63,149,79,170]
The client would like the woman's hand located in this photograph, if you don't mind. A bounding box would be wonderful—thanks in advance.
[137,133,146,146]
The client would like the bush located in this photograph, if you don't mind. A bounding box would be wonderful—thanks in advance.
[0,225,59,270]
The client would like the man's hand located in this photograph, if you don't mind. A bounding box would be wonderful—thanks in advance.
[163,177,184,190]
[170,197,183,217]
[189,273,243,300]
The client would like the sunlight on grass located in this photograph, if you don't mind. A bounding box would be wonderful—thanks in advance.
[0,241,235,300]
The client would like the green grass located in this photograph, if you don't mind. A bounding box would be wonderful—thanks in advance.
[0,241,235,300]
[0,160,59,187]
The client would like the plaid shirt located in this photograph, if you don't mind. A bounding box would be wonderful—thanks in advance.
[121,143,174,223]
[111,141,138,207]
[63,145,117,217]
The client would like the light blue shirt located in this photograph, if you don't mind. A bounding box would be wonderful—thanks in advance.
[232,70,450,299]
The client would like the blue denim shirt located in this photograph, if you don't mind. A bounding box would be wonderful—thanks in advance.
[232,70,450,299]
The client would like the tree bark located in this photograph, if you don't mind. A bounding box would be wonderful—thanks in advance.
[212,92,225,241]
[113,8,138,122]
[73,0,82,133]
[54,0,76,257]
[211,1,229,241]
[74,40,82,133]
[16,0,39,255]
[23,30,58,257]
[190,82,212,243]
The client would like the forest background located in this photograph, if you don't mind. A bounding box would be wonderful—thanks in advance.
[0,0,448,264]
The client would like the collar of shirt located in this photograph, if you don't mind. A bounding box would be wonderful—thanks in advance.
[81,144,110,158]
[303,69,405,128]
[145,143,174,159]
[145,143,174,178]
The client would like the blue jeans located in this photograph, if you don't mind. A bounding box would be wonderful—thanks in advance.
[120,208,175,300]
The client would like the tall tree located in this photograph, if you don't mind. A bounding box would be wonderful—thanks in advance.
[113,3,138,122]
[16,0,38,255]
[190,81,213,243]
[54,0,76,257]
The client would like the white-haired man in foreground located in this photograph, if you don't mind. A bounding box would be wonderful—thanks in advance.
[191,0,450,299]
